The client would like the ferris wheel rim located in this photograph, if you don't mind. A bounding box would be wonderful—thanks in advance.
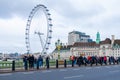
[25,4,52,54]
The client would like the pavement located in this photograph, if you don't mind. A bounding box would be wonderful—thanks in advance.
[0,65,72,73]
[0,63,119,74]
[1,64,120,80]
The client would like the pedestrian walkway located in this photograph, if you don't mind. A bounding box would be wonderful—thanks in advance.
[0,63,119,74]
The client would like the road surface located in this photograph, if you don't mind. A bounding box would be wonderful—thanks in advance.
[0,65,120,80]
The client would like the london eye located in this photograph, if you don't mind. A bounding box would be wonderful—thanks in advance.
[25,4,52,54]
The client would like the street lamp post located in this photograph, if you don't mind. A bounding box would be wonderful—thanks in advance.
[55,39,62,59]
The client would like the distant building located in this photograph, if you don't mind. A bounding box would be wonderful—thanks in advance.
[51,45,72,59]
[9,53,19,59]
[96,32,101,44]
[0,53,20,60]
[72,35,120,58]
[71,42,99,57]
[68,31,92,45]
[99,35,120,57]
[0,53,3,60]
[52,34,120,59]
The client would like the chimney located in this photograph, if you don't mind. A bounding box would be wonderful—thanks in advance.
[111,35,115,47]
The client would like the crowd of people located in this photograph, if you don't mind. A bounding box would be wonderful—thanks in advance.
[22,54,120,69]
[23,55,49,69]
[70,55,120,66]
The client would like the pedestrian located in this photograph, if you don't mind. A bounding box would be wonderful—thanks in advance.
[27,55,34,69]
[104,56,107,65]
[83,56,87,66]
[23,56,28,70]
[38,55,43,67]
[109,56,112,65]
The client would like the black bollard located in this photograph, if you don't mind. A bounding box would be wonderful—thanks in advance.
[36,60,39,70]
[46,60,49,69]
[46,63,49,69]
[12,60,15,71]
[72,60,74,67]
[64,59,67,68]
[56,59,58,68]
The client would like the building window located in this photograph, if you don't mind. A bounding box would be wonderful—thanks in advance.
[86,53,88,55]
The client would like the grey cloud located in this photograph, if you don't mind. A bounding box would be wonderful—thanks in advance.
[0,0,34,19]
[0,34,26,53]
[0,0,104,20]
[105,15,120,26]
[46,0,105,20]
[60,5,105,20]
[0,0,120,53]
[101,15,120,31]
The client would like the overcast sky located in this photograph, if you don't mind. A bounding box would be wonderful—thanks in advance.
[0,0,120,54]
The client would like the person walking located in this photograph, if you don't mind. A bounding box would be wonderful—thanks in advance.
[23,56,28,70]
[38,55,43,67]
[104,56,107,65]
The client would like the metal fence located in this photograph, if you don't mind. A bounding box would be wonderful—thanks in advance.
[0,59,119,73]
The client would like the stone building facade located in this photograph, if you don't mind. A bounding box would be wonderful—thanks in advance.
[52,35,120,59]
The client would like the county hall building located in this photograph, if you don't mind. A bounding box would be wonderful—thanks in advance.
[52,31,120,59]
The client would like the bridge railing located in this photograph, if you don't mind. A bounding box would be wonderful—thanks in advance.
[0,59,119,73]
